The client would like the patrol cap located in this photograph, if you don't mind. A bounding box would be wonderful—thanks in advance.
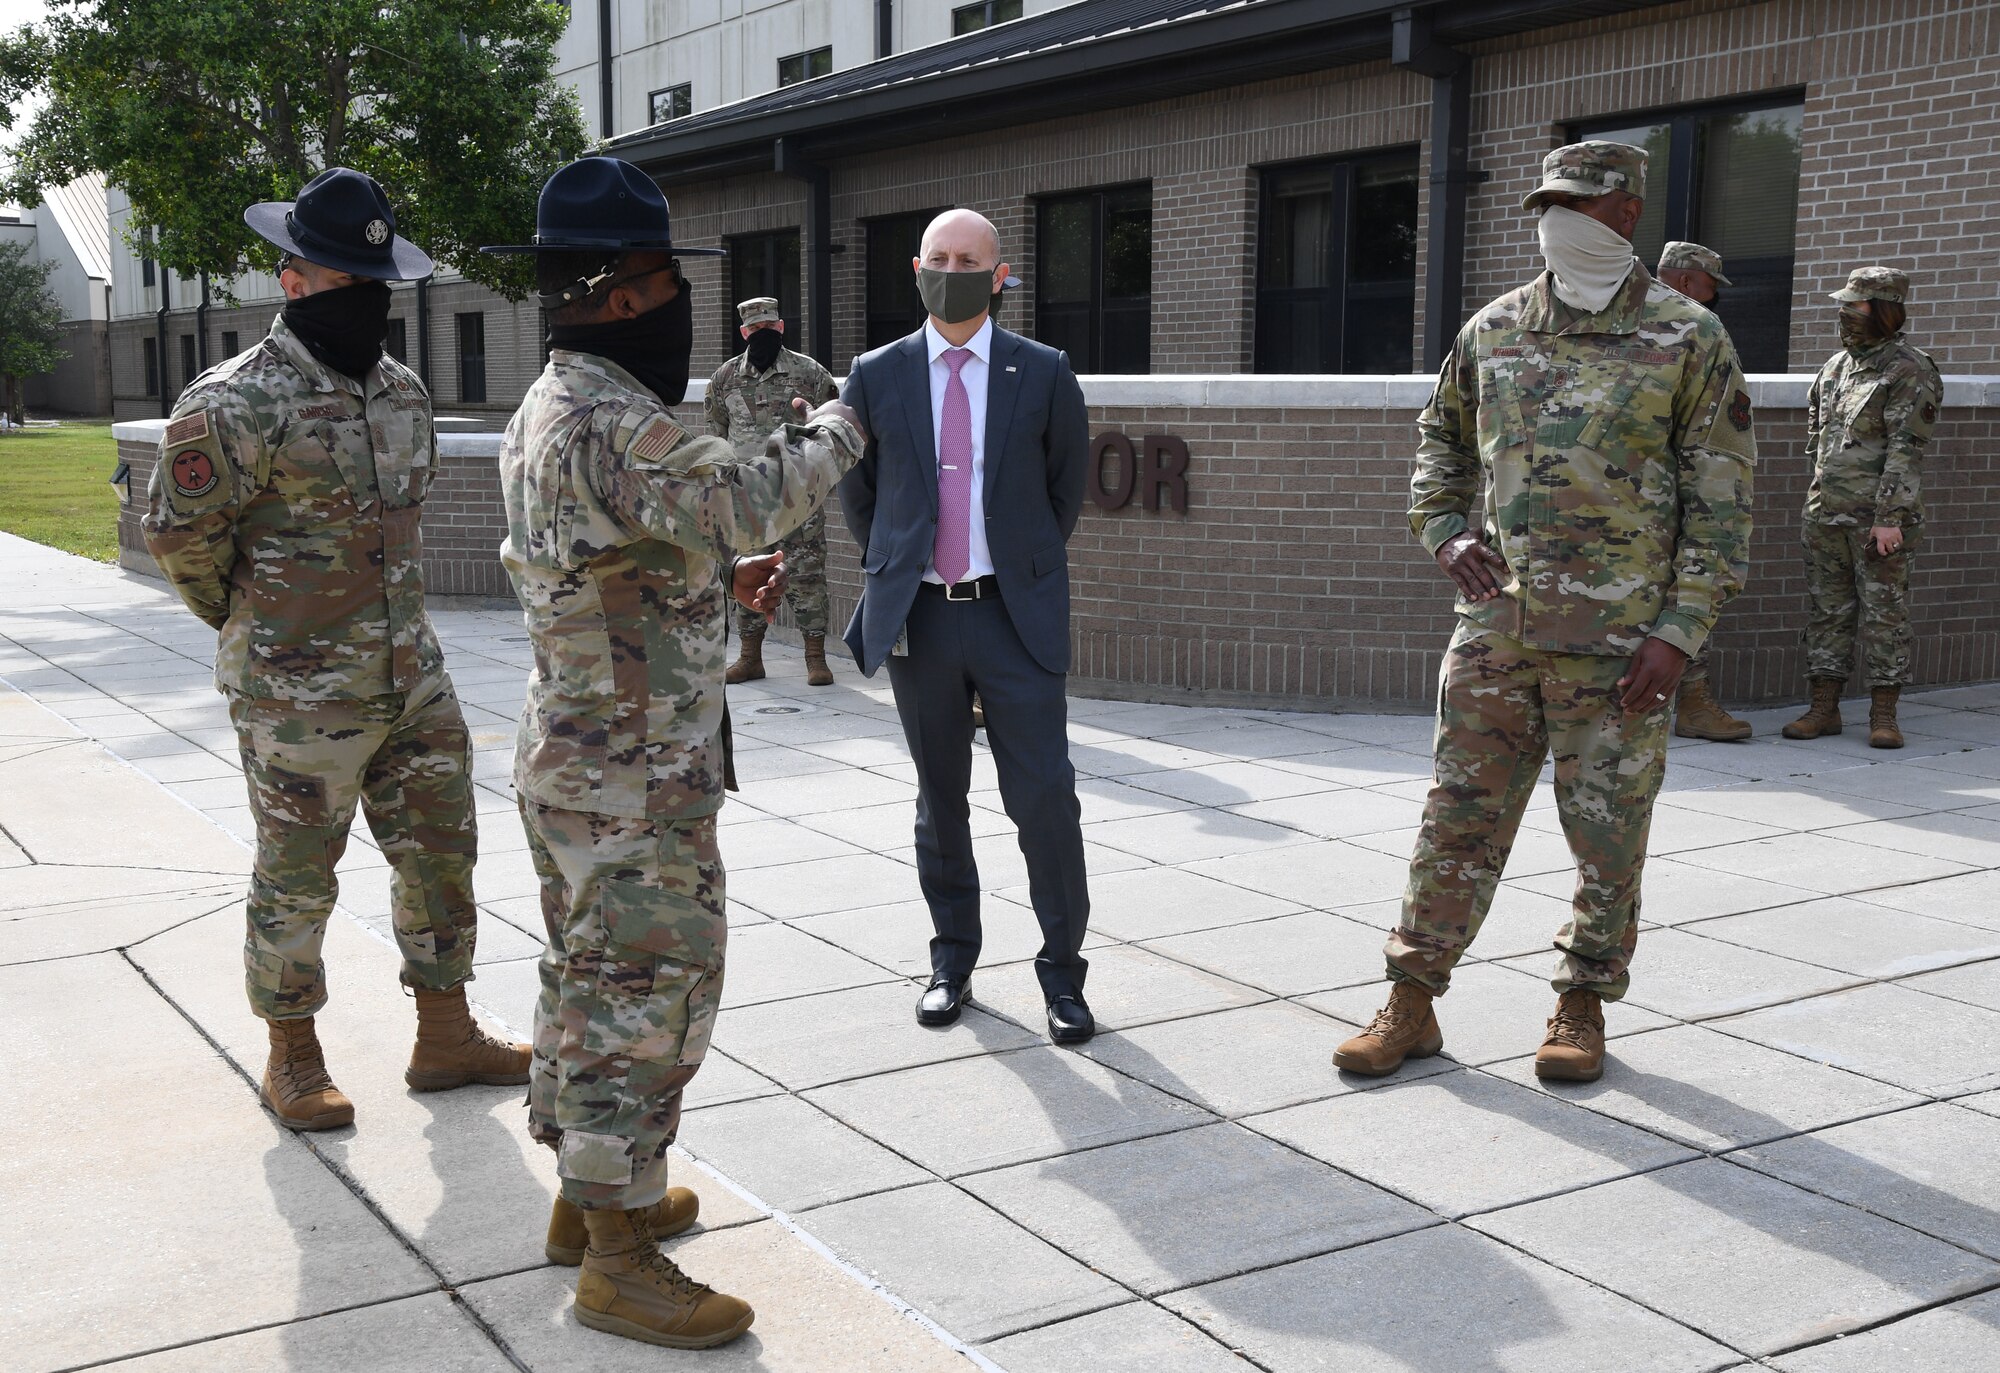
[1522,141,1649,212]
[481,156,725,257]
[1658,241,1733,286]
[737,297,782,326]
[244,167,433,280]
[1830,265,1909,304]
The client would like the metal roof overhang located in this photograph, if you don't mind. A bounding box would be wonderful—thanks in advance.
[610,0,1681,183]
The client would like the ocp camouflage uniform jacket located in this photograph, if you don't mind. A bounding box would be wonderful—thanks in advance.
[1805,335,1940,529]
[703,345,838,461]
[1410,263,1757,660]
[142,316,445,700]
[500,350,863,821]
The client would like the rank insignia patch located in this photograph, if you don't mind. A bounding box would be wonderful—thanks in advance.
[171,450,219,498]
[1922,400,1938,426]
[1729,389,1752,431]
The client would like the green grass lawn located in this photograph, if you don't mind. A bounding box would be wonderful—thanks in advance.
[0,419,122,562]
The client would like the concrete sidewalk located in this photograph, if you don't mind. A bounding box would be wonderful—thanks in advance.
[7,527,2000,1371]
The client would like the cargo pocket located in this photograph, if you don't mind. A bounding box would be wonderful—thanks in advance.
[592,876,726,1070]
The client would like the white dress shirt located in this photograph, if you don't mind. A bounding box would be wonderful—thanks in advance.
[921,316,995,583]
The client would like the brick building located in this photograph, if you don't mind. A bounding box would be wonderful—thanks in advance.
[111,0,2000,708]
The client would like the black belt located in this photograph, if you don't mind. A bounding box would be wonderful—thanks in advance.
[920,575,1000,601]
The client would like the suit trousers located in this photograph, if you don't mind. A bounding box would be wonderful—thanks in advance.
[886,587,1090,999]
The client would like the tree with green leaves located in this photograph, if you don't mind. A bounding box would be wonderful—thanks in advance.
[0,241,68,429]
[0,0,589,299]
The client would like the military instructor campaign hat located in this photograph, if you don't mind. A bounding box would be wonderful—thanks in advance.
[482,157,726,258]
[243,167,434,280]
[1522,140,1649,211]
[1830,265,1910,304]
[737,296,782,326]
[1658,241,1734,286]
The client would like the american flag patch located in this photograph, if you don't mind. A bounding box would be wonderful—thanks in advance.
[630,417,686,461]
[163,410,211,447]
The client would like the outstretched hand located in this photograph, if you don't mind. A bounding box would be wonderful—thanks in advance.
[732,552,788,620]
[1617,638,1689,714]
[801,396,866,443]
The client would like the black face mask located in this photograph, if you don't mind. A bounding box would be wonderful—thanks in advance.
[744,327,784,371]
[546,277,694,405]
[284,280,392,380]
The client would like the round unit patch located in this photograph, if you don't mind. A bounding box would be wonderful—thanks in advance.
[171,450,219,498]
[365,218,390,246]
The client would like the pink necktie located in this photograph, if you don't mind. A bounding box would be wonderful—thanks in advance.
[933,347,973,585]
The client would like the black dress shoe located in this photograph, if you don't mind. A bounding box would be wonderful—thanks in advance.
[917,978,971,1026]
[1046,995,1094,1044]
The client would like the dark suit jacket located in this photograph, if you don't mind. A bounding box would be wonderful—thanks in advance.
[838,325,1090,676]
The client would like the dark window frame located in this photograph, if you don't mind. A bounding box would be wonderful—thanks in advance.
[1252,145,1421,375]
[456,312,487,404]
[142,337,158,396]
[725,228,804,355]
[864,207,951,353]
[777,46,832,87]
[1572,88,1805,372]
[1034,182,1153,375]
[221,330,239,357]
[953,0,1023,35]
[649,82,692,124]
[179,334,197,392]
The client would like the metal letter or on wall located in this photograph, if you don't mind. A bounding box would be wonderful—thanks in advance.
[1088,432,1137,509]
[1088,431,1189,513]
[1140,435,1190,513]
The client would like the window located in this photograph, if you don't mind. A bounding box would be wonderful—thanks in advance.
[1037,184,1151,374]
[777,47,831,87]
[1255,151,1419,374]
[179,334,197,392]
[456,312,486,403]
[953,0,1022,34]
[649,83,691,125]
[385,317,407,364]
[142,337,158,396]
[1575,94,1803,371]
[865,208,950,352]
[221,330,239,357]
[726,229,802,354]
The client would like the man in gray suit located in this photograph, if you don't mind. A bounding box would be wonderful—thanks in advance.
[838,208,1095,1044]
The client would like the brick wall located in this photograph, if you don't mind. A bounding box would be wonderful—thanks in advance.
[1460,0,2000,371]
[113,387,2000,708]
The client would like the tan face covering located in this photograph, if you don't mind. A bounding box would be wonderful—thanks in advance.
[1538,205,1637,314]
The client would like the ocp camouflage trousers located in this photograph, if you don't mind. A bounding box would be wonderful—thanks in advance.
[229,679,479,1020]
[1387,620,1670,1002]
[735,507,829,635]
[1803,521,1916,687]
[521,799,728,1211]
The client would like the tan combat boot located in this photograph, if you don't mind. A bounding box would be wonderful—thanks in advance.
[405,986,532,1091]
[971,694,986,731]
[1534,989,1606,1082]
[1332,981,1443,1077]
[803,632,835,687]
[1869,686,1904,749]
[261,1016,354,1131]
[575,1207,755,1349]
[1674,675,1752,742]
[546,1190,700,1265]
[1781,678,1846,739]
[725,622,766,684]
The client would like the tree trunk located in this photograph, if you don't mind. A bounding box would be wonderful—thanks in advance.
[2,374,21,430]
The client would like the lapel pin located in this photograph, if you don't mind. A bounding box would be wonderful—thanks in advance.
[1006,365,1018,372]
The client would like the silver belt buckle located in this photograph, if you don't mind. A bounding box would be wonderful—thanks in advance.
[944,579,980,602]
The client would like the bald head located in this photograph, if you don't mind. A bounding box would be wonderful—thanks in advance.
[919,209,1001,270]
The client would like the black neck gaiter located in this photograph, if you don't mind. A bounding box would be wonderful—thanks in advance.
[284,281,393,380]
[546,279,695,405]
[744,326,784,371]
